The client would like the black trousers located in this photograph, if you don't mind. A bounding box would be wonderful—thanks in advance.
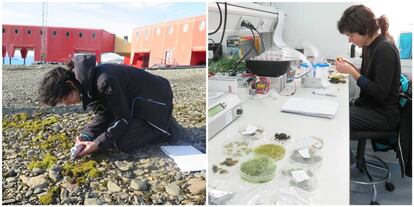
[111,119,169,152]
[350,105,399,132]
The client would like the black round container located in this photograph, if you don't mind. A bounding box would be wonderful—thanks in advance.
[246,60,291,77]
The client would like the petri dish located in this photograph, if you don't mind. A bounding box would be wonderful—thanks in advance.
[239,155,277,183]
[281,168,317,191]
[269,129,292,144]
[222,138,252,158]
[289,148,323,168]
[238,125,264,140]
[253,144,286,161]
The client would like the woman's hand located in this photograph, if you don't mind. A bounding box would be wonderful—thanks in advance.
[336,58,361,80]
[335,59,354,74]
[76,141,99,157]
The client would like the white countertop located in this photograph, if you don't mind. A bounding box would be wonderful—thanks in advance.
[208,79,350,205]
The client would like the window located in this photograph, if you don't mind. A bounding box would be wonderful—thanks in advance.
[168,25,174,34]
[40,30,43,36]
[144,29,149,40]
[136,31,140,39]
[183,24,189,32]
[92,32,96,38]
[2,28,5,34]
[79,32,83,38]
[27,30,31,35]
[156,28,161,36]
[14,29,19,34]
[66,32,70,37]
[199,20,205,31]
[53,31,57,36]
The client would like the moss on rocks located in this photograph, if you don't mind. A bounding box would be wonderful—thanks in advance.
[39,186,60,205]
[28,154,58,170]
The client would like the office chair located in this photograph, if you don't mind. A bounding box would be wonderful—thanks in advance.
[350,91,411,205]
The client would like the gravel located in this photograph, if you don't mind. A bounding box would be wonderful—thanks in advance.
[2,64,206,205]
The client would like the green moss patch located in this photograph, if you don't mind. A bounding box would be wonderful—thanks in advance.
[39,186,60,205]
[28,154,58,170]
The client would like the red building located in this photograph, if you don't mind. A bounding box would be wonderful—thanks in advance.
[131,15,206,68]
[2,24,115,63]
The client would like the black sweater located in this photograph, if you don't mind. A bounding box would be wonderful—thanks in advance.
[356,34,401,120]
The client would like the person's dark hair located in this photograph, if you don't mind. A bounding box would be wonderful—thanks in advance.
[337,5,394,44]
[38,66,78,106]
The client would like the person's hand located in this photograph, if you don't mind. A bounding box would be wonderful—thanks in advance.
[335,59,355,74]
[75,135,83,145]
[76,141,99,157]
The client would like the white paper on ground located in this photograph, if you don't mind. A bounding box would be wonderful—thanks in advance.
[161,145,206,172]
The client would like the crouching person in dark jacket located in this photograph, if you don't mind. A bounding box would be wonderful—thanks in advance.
[38,55,184,157]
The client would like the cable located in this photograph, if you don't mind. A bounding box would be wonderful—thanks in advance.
[208,2,222,35]
[208,38,215,44]
[253,28,265,52]
[229,26,256,76]
[213,2,227,60]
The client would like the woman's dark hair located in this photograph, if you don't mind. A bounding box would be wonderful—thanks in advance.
[37,65,79,106]
[337,5,394,44]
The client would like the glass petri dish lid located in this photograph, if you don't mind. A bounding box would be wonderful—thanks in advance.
[253,144,286,161]
[222,137,252,158]
[240,155,277,183]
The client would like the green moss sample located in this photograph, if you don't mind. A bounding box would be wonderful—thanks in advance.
[39,186,60,205]
[240,156,276,183]
[28,154,58,170]
[253,144,286,161]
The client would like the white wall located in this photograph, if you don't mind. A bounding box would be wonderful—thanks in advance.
[271,2,353,60]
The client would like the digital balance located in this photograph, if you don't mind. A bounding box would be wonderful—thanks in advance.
[208,91,243,139]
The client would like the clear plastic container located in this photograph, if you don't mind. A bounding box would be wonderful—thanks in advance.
[253,144,286,161]
[281,168,317,191]
[289,148,323,168]
[239,155,277,183]
[238,124,264,140]
[222,138,252,158]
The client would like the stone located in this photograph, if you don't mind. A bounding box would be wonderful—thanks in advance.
[2,199,16,205]
[187,178,206,195]
[130,179,148,191]
[32,168,43,175]
[134,169,145,176]
[114,161,133,171]
[84,198,100,205]
[165,183,181,196]
[6,177,17,183]
[33,188,44,194]
[107,180,121,193]
[48,170,61,182]
[26,149,35,157]
[19,174,48,189]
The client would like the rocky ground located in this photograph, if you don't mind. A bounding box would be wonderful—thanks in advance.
[2,64,206,205]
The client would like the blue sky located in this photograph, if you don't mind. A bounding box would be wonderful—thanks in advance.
[2,2,206,39]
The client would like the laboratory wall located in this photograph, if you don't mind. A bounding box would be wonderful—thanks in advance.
[272,2,353,60]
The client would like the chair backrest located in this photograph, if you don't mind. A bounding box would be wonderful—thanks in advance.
[400,73,412,108]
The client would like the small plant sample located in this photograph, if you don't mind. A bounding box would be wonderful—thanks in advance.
[223,139,252,157]
[253,144,286,161]
[240,156,276,183]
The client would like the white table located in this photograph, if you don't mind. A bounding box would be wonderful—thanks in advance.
[208,80,349,205]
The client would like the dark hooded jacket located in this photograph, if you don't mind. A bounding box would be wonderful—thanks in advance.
[72,55,173,149]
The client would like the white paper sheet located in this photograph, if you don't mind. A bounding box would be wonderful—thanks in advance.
[281,97,339,119]
[161,145,206,172]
